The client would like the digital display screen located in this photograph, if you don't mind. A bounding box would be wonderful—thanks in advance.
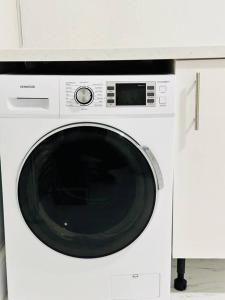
[116,83,146,106]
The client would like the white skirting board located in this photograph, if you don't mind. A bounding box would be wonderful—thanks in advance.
[0,247,7,300]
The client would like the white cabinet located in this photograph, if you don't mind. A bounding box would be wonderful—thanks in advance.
[173,59,225,258]
[19,0,225,49]
[0,0,20,48]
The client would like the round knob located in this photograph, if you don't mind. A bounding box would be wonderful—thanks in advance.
[75,87,93,105]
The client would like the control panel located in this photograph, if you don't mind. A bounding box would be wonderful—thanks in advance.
[0,74,174,118]
[60,75,174,116]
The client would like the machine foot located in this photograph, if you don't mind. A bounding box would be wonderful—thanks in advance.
[174,259,187,291]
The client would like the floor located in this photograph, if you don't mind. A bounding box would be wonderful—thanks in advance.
[172,294,225,299]
[171,259,225,299]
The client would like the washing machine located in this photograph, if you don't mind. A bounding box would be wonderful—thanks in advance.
[0,61,175,300]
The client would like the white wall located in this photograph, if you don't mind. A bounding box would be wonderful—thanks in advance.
[0,162,4,250]
[0,0,14,291]
[0,249,6,300]
[20,0,225,49]
[0,162,6,300]
[0,0,20,48]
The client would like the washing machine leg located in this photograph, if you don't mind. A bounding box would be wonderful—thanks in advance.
[174,258,187,291]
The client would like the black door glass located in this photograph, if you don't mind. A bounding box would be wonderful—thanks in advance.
[18,124,156,258]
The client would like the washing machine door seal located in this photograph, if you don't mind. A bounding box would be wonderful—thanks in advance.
[18,123,160,258]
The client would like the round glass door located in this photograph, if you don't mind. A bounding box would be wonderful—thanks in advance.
[18,123,157,258]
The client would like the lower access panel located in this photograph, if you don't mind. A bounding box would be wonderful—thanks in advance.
[111,273,160,300]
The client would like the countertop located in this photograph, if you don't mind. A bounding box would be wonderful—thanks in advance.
[0,46,225,61]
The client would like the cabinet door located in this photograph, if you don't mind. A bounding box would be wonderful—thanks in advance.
[173,59,225,258]
[0,0,20,48]
[19,0,225,49]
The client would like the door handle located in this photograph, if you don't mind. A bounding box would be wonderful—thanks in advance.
[195,72,200,130]
[142,146,164,190]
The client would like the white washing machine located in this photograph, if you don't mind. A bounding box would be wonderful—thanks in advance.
[0,62,175,300]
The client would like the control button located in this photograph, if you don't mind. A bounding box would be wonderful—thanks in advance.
[147,92,155,97]
[159,85,167,92]
[107,86,115,90]
[147,99,155,104]
[147,86,155,90]
[107,99,115,103]
[75,87,93,105]
[159,96,166,104]
[107,93,115,97]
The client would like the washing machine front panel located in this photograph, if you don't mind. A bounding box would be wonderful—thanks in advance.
[18,123,157,258]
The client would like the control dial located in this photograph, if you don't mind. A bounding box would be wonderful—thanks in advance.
[75,87,93,105]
